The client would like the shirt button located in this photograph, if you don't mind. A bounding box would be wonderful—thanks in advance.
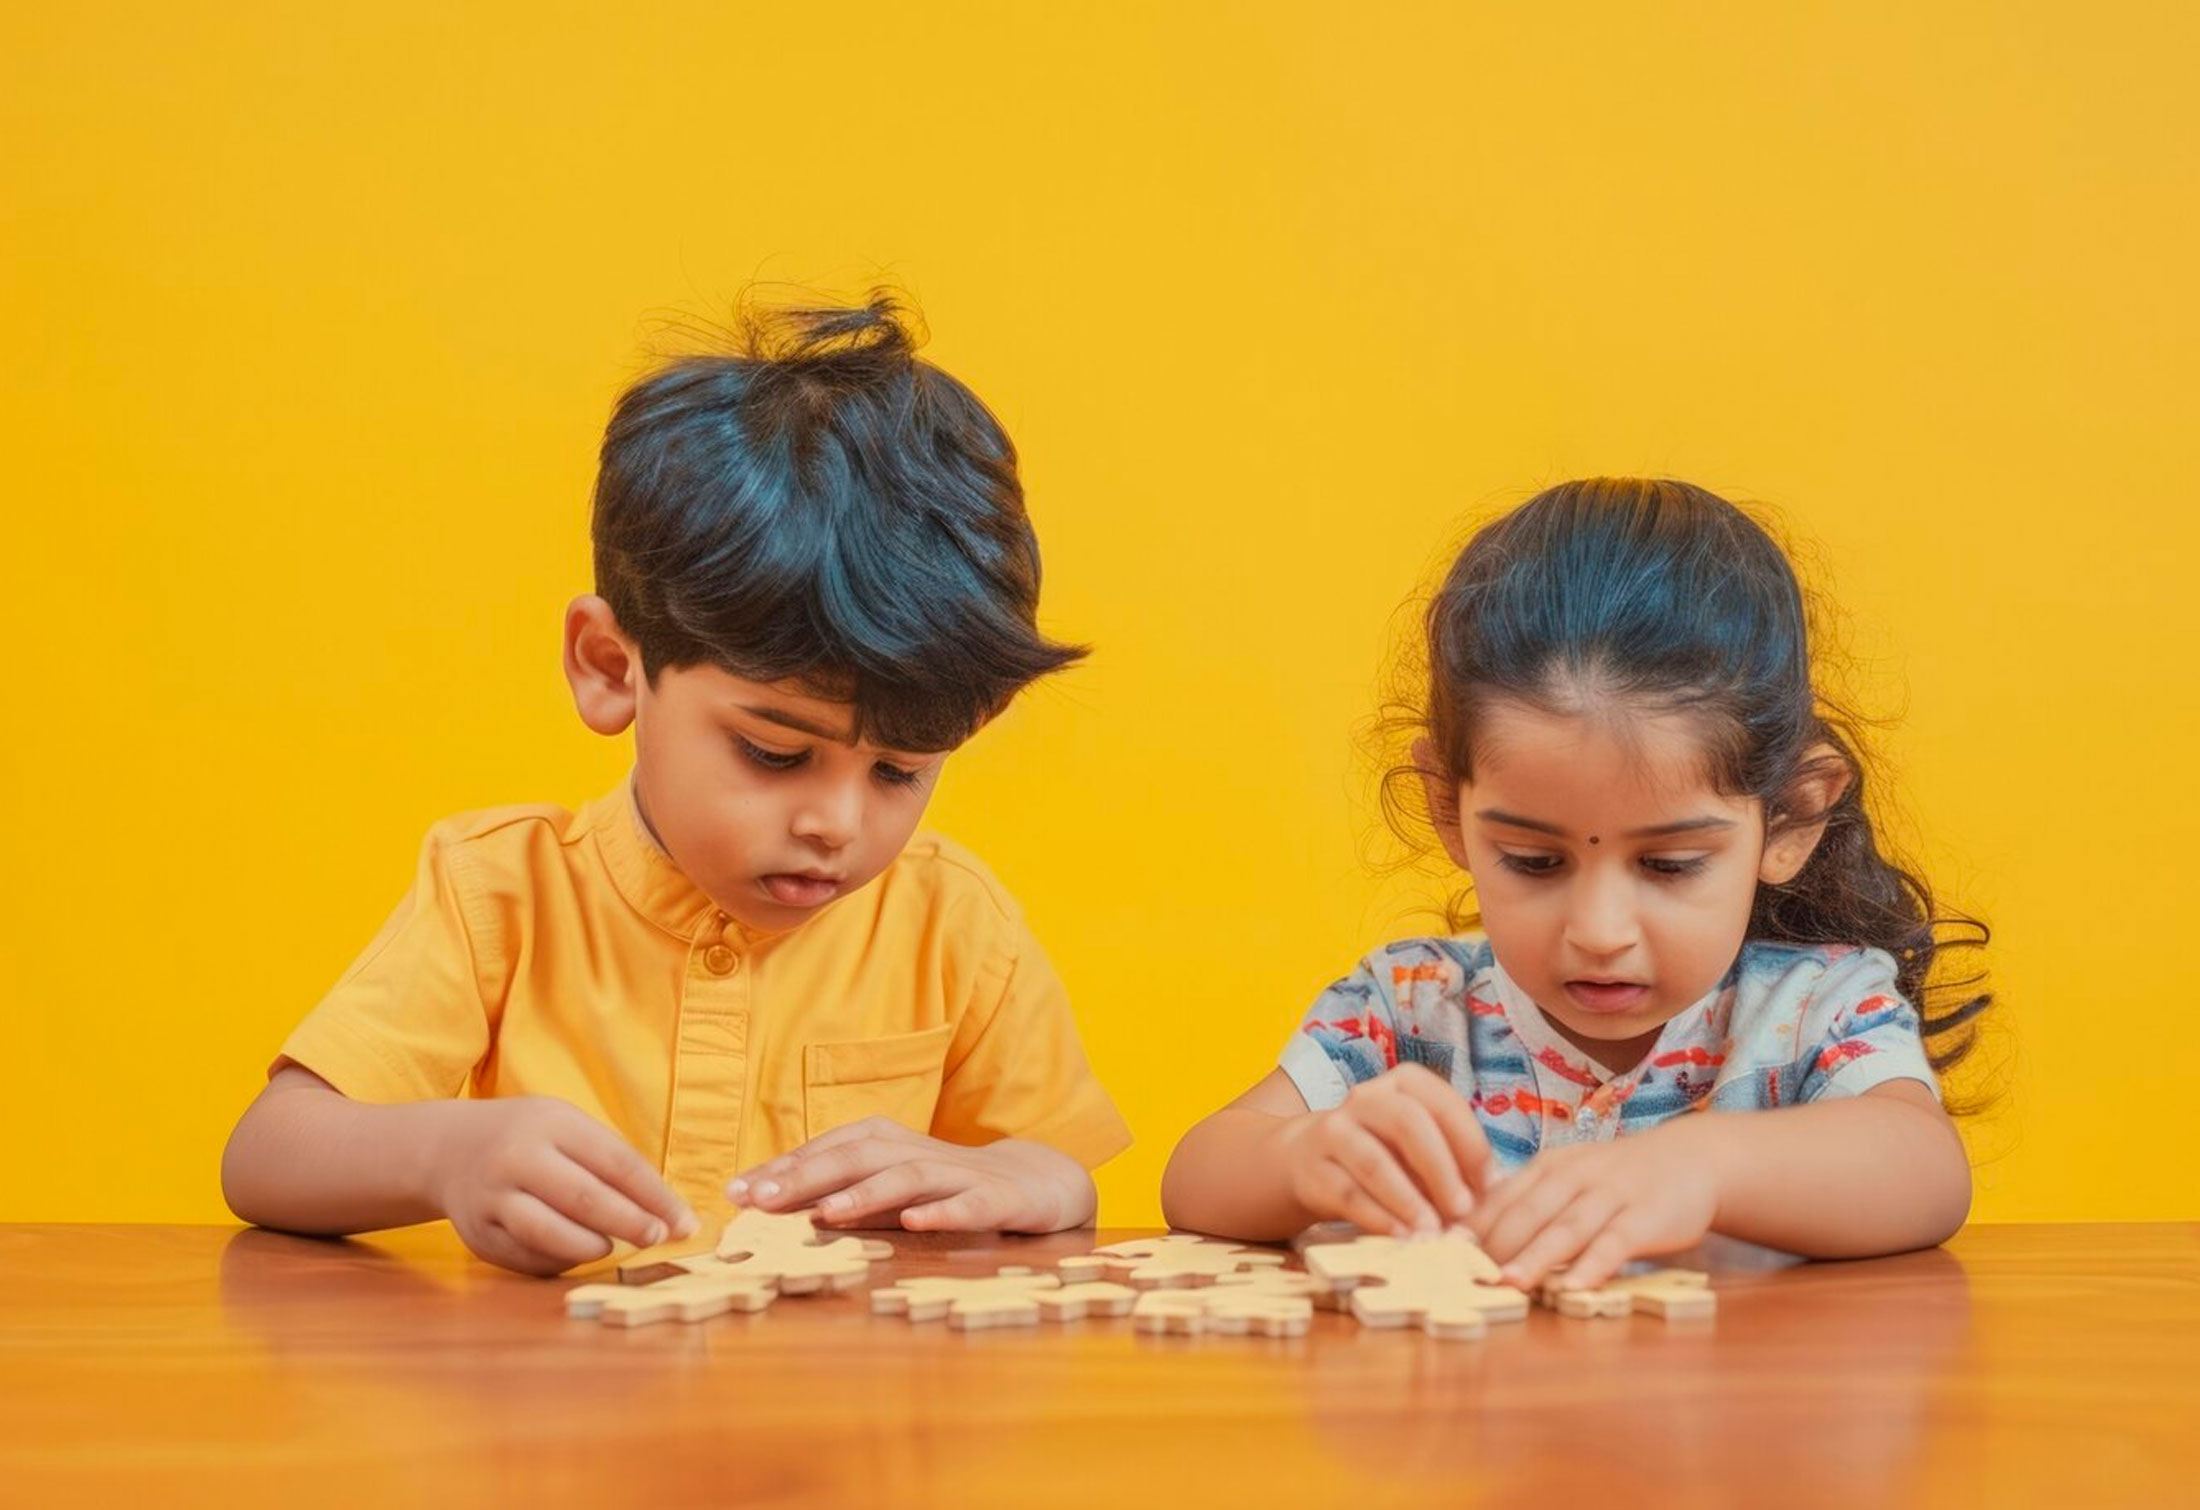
[704,945,739,975]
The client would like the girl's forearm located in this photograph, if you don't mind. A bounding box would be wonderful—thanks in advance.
[221,1076,455,1236]
[1672,1087,1972,1257]
[1160,1107,1321,1242]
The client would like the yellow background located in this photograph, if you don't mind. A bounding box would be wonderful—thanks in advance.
[4,4,2193,1225]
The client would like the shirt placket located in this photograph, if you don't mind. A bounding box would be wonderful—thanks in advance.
[661,910,751,1220]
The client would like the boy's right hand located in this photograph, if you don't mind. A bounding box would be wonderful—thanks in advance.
[1279,1064,1494,1236]
[424,1098,698,1276]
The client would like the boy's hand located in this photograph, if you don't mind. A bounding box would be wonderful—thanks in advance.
[1467,1125,1718,1291]
[425,1097,699,1276]
[1280,1063,1495,1236]
[727,1119,1091,1233]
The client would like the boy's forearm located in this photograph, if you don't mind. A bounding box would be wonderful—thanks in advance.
[1159,1108,1320,1242]
[221,1080,454,1236]
[1669,1087,1972,1258]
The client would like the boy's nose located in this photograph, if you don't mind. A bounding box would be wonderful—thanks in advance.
[791,780,862,849]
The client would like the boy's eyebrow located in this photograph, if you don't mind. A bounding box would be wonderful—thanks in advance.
[738,704,857,746]
[1474,809,1738,839]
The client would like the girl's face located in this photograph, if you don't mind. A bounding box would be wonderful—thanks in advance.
[1423,701,1825,1073]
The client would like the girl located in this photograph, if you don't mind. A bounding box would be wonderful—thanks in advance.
[1162,478,1989,1291]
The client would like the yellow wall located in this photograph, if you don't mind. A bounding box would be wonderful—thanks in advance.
[4,4,2192,1226]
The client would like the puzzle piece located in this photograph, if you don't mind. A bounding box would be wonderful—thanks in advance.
[1132,1269,1325,1338]
[1058,1233,1289,1289]
[629,1208,895,1293]
[565,1268,777,1328]
[1303,1231,1530,1340]
[1539,1267,1714,1320]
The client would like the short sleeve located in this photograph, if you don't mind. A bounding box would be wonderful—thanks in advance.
[1792,947,1940,1104]
[278,823,502,1103]
[1279,952,1408,1112]
[928,917,1131,1169]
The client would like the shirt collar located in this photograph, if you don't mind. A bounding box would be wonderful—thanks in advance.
[585,773,731,943]
[1487,952,1733,1088]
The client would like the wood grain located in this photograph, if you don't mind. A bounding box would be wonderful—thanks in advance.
[0,1223,2192,1507]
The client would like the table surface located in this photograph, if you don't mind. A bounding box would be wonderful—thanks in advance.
[2,1221,2194,1507]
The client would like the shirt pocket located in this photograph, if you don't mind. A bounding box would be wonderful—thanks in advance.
[802,1021,957,1143]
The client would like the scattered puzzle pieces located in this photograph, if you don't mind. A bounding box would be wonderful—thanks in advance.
[1539,1267,1715,1320]
[870,1268,1139,1330]
[624,1208,895,1293]
[565,1268,778,1328]
[1058,1233,1289,1289]
[1303,1231,1531,1340]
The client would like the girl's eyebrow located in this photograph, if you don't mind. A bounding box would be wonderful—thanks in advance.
[1475,809,1737,839]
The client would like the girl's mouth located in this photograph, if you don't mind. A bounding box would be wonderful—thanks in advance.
[1563,980,1651,1014]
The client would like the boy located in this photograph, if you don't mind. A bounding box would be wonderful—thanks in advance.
[222,295,1130,1275]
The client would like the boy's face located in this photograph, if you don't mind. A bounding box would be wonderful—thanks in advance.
[633,665,948,931]
[565,598,950,932]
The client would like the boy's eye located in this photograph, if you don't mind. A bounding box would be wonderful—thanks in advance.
[1495,851,1563,877]
[737,737,808,772]
[872,761,924,789]
[1642,855,1710,879]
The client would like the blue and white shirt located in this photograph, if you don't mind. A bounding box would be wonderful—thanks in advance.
[1279,934,1938,1169]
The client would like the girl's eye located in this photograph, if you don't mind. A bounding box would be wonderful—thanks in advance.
[1496,852,1563,877]
[1642,856,1710,879]
[872,761,924,789]
[737,737,807,772]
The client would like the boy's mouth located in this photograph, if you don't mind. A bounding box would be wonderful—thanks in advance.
[760,872,843,908]
[1563,979,1651,1014]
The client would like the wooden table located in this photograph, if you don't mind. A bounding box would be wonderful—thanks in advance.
[1,1222,2193,1506]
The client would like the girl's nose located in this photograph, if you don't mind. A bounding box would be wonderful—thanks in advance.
[1563,868,1641,957]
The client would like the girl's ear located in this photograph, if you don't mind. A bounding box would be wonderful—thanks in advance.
[1758,742,1856,885]
[1413,737,1473,871]
[564,594,642,736]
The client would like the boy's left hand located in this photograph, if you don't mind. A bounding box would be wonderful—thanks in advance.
[726,1118,1090,1233]
[1468,1126,1718,1292]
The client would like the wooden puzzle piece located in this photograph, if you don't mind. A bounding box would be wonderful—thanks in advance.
[1539,1267,1714,1320]
[565,1268,777,1328]
[1132,1279,1316,1338]
[1058,1233,1289,1289]
[1303,1231,1530,1340]
[627,1208,894,1293]
[870,1268,1064,1329]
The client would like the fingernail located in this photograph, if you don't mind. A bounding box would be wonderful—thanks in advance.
[646,1221,667,1246]
[726,1179,749,1202]
[675,1210,699,1239]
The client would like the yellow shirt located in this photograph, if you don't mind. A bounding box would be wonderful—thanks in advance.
[280,778,1131,1217]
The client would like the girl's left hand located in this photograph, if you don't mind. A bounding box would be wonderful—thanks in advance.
[725,1118,1089,1233]
[1469,1126,1719,1292]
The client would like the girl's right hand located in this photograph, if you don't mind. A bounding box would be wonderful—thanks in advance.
[1280,1064,1495,1235]
[424,1098,698,1276]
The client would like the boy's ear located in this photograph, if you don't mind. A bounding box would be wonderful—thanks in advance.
[564,595,641,736]
[1758,742,1856,886]
[1413,737,1473,871]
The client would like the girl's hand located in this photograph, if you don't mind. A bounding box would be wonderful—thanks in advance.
[1280,1064,1495,1236]
[1468,1124,1718,1291]
[727,1119,1094,1233]
[425,1097,699,1276]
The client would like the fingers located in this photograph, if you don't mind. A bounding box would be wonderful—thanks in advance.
[1326,1121,1441,1234]
[1309,1157,1418,1237]
[727,1118,920,1206]
[1494,1188,1621,1289]
[736,1133,936,1214]
[1398,1073,1496,1199]
[1471,1163,1567,1265]
[482,1191,615,1275]
[545,1123,697,1245]
[901,1185,1014,1231]
[1358,1093,1476,1225]
[813,1162,947,1227]
[1560,1225,1640,1292]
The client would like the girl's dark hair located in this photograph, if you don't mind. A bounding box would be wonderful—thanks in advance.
[592,289,1085,752]
[1388,477,1991,1080]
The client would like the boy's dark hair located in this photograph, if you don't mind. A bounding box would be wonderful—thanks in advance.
[1385,477,1992,1086]
[592,290,1085,752]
